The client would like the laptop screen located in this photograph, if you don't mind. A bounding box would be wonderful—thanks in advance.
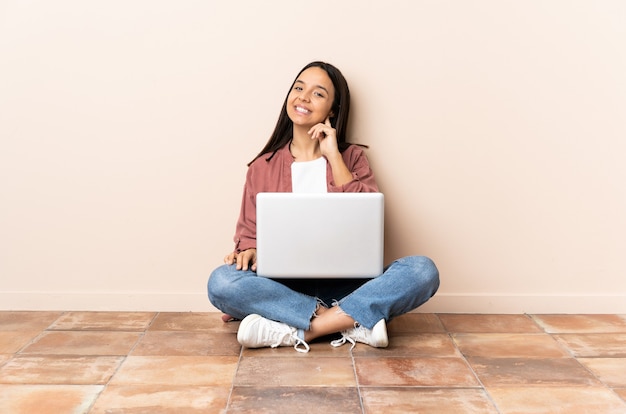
[255,192,384,278]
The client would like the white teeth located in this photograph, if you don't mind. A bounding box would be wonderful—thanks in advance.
[295,106,310,114]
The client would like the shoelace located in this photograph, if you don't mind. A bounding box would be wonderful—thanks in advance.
[293,336,311,353]
[268,327,310,353]
[330,334,357,350]
[330,322,369,350]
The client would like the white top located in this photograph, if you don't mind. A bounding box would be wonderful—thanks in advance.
[291,157,327,193]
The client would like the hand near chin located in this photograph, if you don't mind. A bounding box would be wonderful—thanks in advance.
[308,117,339,158]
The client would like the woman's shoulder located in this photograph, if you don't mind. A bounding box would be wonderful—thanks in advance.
[343,143,369,158]
[248,143,290,171]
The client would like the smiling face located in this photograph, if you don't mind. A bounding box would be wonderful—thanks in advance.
[286,66,335,129]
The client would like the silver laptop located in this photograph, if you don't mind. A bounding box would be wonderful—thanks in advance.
[256,192,384,278]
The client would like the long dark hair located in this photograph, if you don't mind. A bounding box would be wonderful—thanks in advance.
[249,61,353,166]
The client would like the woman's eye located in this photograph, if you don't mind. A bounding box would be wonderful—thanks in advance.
[293,86,303,91]
[314,92,325,98]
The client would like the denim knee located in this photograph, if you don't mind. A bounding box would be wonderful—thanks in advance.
[207,264,232,305]
[403,255,440,296]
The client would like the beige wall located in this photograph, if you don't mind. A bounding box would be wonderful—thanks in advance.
[1,1,625,312]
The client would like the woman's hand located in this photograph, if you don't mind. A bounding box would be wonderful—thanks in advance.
[309,117,353,187]
[308,117,339,158]
[224,249,257,271]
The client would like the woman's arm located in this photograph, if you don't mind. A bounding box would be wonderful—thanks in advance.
[309,118,378,193]
[232,167,258,254]
[325,151,354,187]
[329,145,378,193]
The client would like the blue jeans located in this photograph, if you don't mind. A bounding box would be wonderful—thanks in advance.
[207,256,439,330]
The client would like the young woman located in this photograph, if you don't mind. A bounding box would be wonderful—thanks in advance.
[208,61,439,353]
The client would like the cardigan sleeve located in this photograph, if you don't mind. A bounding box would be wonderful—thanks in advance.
[328,145,379,193]
[233,166,258,252]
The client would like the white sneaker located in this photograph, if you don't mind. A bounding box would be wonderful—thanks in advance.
[237,314,310,353]
[330,319,388,349]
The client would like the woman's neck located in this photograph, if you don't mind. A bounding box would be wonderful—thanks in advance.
[290,128,321,161]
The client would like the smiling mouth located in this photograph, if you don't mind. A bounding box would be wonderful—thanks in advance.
[295,106,311,114]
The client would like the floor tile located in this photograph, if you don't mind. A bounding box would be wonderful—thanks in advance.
[387,313,446,333]
[578,358,626,387]
[0,354,11,366]
[356,357,479,387]
[241,341,350,357]
[554,333,626,357]
[352,333,460,357]
[468,357,601,387]
[89,384,230,414]
[149,312,238,333]
[0,384,103,414]
[0,355,123,385]
[0,331,41,353]
[20,331,142,356]
[531,314,626,333]
[48,311,155,331]
[487,386,626,413]
[229,386,361,413]
[132,330,241,356]
[0,312,62,331]
[615,388,626,402]
[438,314,543,333]
[110,355,238,386]
[361,388,499,414]
[235,356,356,386]
[453,333,570,358]
[2,311,625,413]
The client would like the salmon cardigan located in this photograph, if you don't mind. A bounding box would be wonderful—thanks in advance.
[233,143,379,253]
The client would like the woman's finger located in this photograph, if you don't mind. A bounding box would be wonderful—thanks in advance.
[308,124,334,140]
[224,252,235,264]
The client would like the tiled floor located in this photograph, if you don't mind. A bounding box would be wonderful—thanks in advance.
[1,312,626,413]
